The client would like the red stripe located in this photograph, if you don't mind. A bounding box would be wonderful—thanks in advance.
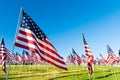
[17,36,36,45]
[85,50,91,53]
[15,42,37,52]
[84,46,90,49]
[88,62,93,75]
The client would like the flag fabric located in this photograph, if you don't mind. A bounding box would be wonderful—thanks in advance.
[99,53,106,65]
[22,50,30,63]
[15,52,22,63]
[70,53,75,64]
[72,48,81,65]
[5,48,15,63]
[82,33,94,75]
[34,53,41,63]
[66,53,74,64]
[106,45,119,65]
[0,38,6,73]
[14,9,67,70]
[30,51,42,64]
[81,54,87,64]
[66,55,71,63]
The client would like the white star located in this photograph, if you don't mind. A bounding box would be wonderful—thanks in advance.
[22,20,25,23]
[23,17,26,19]
[25,23,27,26]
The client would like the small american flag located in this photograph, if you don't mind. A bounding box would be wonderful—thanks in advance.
[72,48,81,65]
[99,53,106,65]
[106,45,119,65]
[0,38,6,73]
[22,50,30,63]
[81,54,87,63]
[14,9,67,70]
[15,52,22,63]
[82,33,94,75]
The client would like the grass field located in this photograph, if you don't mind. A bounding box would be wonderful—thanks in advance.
[0,65,120,80]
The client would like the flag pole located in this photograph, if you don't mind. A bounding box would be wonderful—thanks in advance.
[6,7,23,80]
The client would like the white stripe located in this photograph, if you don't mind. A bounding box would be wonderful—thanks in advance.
[0,51,5,53]
[15,39,36,49]
[2,55,5,60]
[2,61,5,67]
[84,45,89,48]
[86,49,91,52]
[86,52,93,55]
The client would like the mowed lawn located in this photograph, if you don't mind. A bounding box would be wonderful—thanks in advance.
[0,65,120,80]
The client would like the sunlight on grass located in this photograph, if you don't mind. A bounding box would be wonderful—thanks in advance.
[0,65,120,80]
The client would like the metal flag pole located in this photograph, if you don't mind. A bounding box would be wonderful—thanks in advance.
[6,7,23,80]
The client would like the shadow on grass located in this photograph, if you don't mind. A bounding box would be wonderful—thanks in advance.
[4,74,49,80]
[48,70,120,80]
[0,78,6,80]
[48,73,84,80]
[1,72,81,80]
[85,72,120,80]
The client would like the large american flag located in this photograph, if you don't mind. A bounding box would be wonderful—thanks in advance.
[14,9,67,70]
[82,33,94,75]
[0,38,6,73]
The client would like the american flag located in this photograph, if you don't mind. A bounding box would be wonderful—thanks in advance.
[70,53,75,64]
[82,33,94,75]
[15,52,22,63]
[0,38,6,73]
[33,52,41,64]
[72,48,81,65]
[81,54,87,64]
[22,50,30,63]
[106,45,119,65]
[66,55,71,63]
[66,53,74,64]
[5,48,15,63]
[14,9,67,70]
[99,53,106,65]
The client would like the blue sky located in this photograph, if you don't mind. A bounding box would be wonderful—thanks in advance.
[1,0,120,59]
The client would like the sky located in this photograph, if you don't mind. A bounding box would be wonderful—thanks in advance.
[0,0,120,59]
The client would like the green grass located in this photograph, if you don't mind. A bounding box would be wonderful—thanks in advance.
[0,65,120,80]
